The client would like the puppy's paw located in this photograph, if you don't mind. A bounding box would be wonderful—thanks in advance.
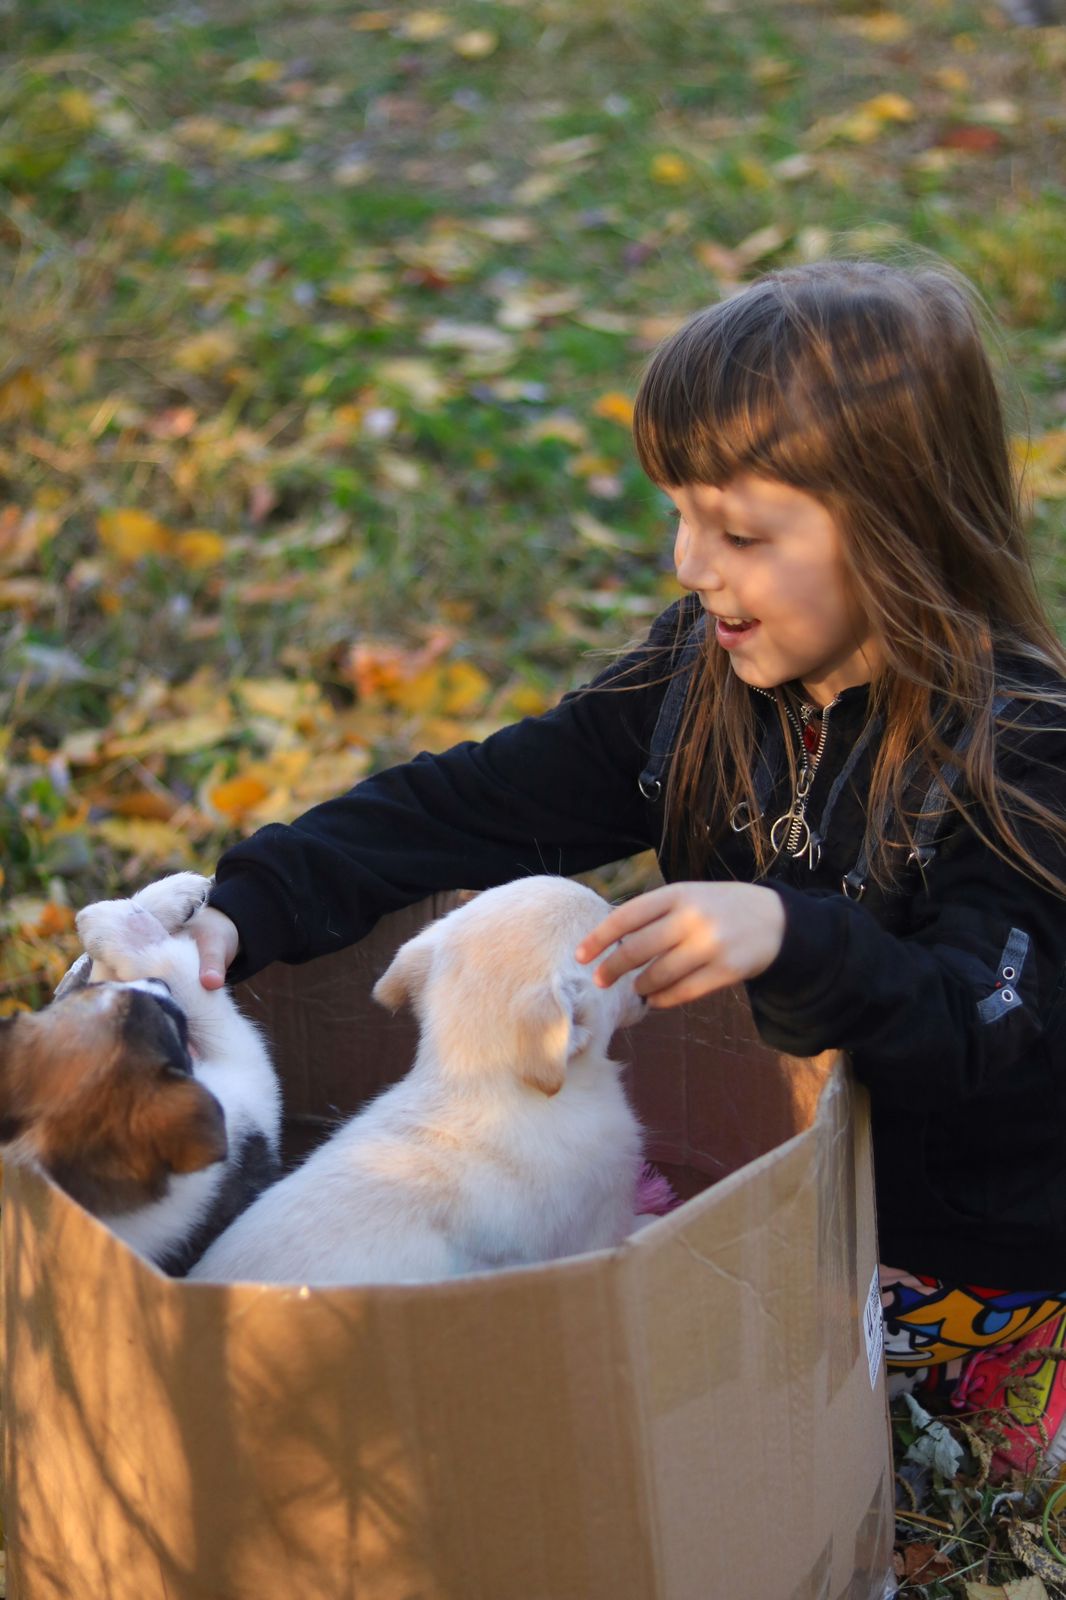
[131,872,212,935]
[76,897,171,981]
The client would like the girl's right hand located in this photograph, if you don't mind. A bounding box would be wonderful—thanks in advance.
[187,905,240,989]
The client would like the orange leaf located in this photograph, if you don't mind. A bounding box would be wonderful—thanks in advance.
[34,903,76,938]
[592,392,634,427]
[208,775,271,818]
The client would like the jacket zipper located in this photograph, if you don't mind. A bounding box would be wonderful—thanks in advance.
[771,697,835,862]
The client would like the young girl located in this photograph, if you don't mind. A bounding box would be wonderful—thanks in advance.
[190,259,1066,1473]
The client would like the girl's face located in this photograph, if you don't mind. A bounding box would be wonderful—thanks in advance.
[667,475,882,707]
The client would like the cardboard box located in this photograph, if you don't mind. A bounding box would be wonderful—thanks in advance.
[3,894,894,1600]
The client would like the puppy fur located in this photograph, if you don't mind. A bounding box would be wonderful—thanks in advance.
[191,876,645,1286]
[0,978,227,1216]
[35,873,282,1273]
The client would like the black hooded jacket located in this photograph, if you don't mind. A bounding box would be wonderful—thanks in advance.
[211,600,1066,1286]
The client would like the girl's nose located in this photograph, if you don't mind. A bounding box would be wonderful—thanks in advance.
[673,522,721,593]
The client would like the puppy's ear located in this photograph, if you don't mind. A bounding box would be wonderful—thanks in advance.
[372,932,435,1012]
[144,1080,228,1175]
[516,976,591,1098]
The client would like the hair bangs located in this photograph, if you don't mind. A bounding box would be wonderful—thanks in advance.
[632,295,840,493]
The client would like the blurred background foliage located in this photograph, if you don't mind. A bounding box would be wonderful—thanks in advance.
[0,0,1064,1008]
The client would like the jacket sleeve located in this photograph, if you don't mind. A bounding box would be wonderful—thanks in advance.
[209,607,687,981]
[745,717,1066,1111]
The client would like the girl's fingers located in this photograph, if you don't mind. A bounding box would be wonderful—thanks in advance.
[576,889,673,966]
[591,913,685,988]
[645,965,722,1009]
[632,943,711,999]
[189,906,239,989]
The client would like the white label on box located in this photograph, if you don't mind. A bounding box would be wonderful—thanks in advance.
[863,1262,884,1388]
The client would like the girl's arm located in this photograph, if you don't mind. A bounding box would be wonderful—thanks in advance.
[207,605,688,982]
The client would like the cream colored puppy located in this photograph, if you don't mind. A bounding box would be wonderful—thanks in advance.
[191,876,646,1285]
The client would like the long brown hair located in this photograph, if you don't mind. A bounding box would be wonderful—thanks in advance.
[631,258,1066,896]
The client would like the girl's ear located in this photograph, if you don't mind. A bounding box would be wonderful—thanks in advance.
[372,931,436,1013]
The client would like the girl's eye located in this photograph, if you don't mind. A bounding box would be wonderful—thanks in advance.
[724,533,756,549]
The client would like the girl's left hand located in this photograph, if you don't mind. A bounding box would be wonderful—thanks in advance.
[574,882,786,1009]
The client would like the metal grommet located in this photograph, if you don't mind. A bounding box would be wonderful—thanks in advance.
[1002,966,1016,982]
[1001,988,1015,1004]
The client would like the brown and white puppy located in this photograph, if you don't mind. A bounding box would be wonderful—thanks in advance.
[66,873,282,1273]
[0,977,226,1217]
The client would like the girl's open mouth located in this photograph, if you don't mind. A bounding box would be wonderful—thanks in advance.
[715,616,759,648]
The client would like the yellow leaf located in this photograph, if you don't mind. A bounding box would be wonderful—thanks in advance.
[0,368,46,423]
[173,529,226,569]
[108,711,234,758]
[400,9,451,40]
[736,156,772,190]
[223,57,284,84]
[93,818,194,862]
[504,683,552,718]
[650,153,690,185]
[172,329,240,374]
[933,66,970,93]
[840,11,911,42]
[592,392,634,427]
[236,678,318,722]
[209,774,272,818]
[453,29,497,58]
[56,88,98,128]
[751,56,795,86]
[438,660,491,715]
[1017,431,1066,498]
[864,93,915,123]
[96,508,172,562]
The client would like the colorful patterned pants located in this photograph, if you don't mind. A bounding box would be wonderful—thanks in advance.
[881,1265,1066,1395]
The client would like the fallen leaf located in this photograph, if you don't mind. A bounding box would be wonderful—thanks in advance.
[452,29,497,58]
[93,818,194,863]
[398,9,451,41]
[650,153,690,184]
[592,392,634,427]
[936,124,1004,153]
[0,368,46,423]
[535,135,603,166]
[1006,1522,1064,1584]
[511,172,565,206]
[172,329,240,374]
[33,903,76,939]
[96,509,172,562]
[106,711,235,759]
[421,320,517,359]
[839,11,911,41]
[173,529,226,569]
[208,774,272,819]
[901,1541,954,1583]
